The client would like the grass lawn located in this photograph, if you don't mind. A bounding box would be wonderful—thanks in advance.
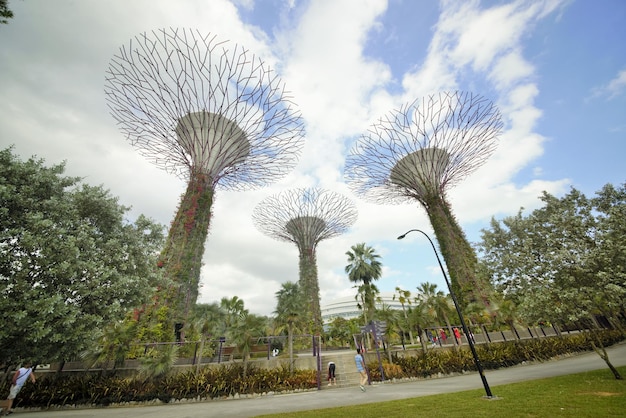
[258,366,626,418]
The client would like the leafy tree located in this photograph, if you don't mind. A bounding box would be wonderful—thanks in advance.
[326,317,359,347]
[1,0,13,24]
[478,185,625,378]
[0,148,165,365]
[274,281,306,373]
[590,183,626,331]
[345,243,382,325]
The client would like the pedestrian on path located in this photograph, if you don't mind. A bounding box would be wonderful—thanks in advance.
[355,348,368,391]
[1,361,36,416]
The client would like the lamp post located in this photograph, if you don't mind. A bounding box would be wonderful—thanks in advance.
[398,229,494,398]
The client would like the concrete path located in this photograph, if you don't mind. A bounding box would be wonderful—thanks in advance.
[12,342,626,417]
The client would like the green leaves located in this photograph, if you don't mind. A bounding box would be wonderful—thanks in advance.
[477,183,626,328]
[0,148,165,364]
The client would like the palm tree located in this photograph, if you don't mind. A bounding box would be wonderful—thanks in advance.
[274,281,306,373]
[220,296,247,331]
[407,302,431,353]
[393,286,415,345]
[416,282,457,346]
[493,298,521,340]
[229,311,267,377]
[189,303,225,372]
[345,243,383,325]
[464,301,493,344]
[81,320,137,374]
[374,302,400,361]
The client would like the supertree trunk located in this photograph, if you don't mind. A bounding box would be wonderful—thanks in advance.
[299,248,321,335]
[105,28,304,339]
[345,92,502,312]
[158,169,214,331]
[423,193,485,308]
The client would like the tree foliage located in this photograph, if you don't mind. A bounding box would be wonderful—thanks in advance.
[0,0,13,24]
[478,184,626,329]
[0,148,165,364]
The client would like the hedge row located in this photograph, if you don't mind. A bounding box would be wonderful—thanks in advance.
[3,330,623,409]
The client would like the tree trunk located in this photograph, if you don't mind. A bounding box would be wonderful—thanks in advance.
[424,194,493,311]
[589,330,623,380]
[158,170,215,337]
[288,325,294,374]
[298,248,322,335]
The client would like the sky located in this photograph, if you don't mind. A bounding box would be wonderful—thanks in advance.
[1,0,624,317]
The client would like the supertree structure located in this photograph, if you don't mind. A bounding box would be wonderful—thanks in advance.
[104,28,305,336]
[252,188,357,333]
[345,91,502,310]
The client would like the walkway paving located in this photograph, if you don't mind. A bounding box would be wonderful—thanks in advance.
[12,342,626,417]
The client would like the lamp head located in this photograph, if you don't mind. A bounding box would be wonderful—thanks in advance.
[397,234,407,240]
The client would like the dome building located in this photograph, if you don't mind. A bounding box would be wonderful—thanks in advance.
[321,291,409,326]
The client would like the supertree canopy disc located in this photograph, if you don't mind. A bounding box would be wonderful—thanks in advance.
[175,111,250,179]
[253,188,358,251]
[345,91,502,206]
[105,27,305,190]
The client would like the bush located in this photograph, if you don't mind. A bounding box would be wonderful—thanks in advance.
[2,330,621,410]
[392,330,624,378]
[0,363,318,409]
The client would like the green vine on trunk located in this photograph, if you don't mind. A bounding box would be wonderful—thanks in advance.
[157,169,215,333]
[424,193,493,311]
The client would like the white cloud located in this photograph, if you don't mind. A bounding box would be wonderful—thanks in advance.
[591,69,626,100]
[0,0,580,317]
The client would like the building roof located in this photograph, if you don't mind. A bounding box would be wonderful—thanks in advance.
[320,291,409,324]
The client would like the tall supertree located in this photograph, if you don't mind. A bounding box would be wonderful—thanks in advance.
[104,28,305,336]
[252,188,357,333]
[344,91,502,310]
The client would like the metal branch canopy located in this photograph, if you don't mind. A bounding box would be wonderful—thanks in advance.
[104,28,305,335]
[253,188,358,332]
[344,91,502,205]
[105,27,305,190]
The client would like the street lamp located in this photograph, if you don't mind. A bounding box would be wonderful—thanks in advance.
[398,229,494,398]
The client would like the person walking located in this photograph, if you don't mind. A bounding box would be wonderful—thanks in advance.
[355,348,368,392]
[1,361,36,416]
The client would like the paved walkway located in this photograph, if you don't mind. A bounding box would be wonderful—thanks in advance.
[12,342,626,417]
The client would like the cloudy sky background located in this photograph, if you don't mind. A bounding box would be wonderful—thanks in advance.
[1,0,624,316]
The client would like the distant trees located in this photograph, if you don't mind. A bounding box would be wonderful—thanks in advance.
[0,148,165,364]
